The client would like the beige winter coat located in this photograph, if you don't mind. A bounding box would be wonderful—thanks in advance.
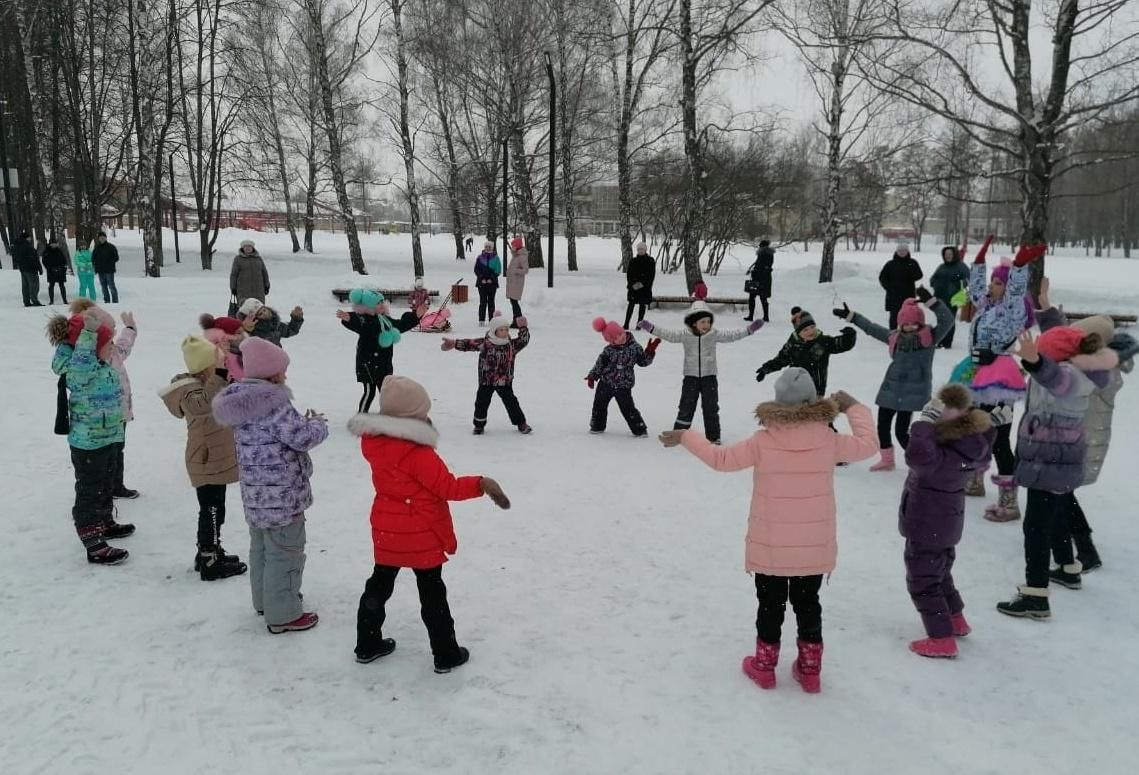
[506,248,529,301]
[159,372,239,487]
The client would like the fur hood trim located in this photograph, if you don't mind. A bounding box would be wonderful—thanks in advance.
[934,409,992,443]
[347,414,439,448]
[211,380,293,426]
[755,398,839,426]
[157,376,200,398]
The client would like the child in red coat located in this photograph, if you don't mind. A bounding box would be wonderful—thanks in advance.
[348,375,511,673]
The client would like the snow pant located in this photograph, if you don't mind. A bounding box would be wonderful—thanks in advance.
[1023,489,1075,588]
[477,285,496,323]
[98,272,118,303]
[474,384,526,429]
[355,564,461,662]
[1063,492,1098,563]
[674,375,720,443]
[110,427,128,492]
[876,407,913,450]
[938,312,958,348]
[754,573,823,644]
[509,299,523,322]
[590,383,647,435]
[196,484,228,550]
[979,405,1015,475]
[903,541,964,638]
[70,445,116,548]
[48,278,68,305]
[77,272,96,300]
[20,271,40,306]
[747,293,770,321]
[623,302,647,330]
[248,516,306,625]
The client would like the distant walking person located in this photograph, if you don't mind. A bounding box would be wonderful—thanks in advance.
[42,236,70,305]
[229,239,270,307]
[746,240,775,322]
[464,235,474,255]
[92,231,120,303]
[13,232,43,307]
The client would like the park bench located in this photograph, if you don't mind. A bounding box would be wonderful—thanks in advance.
[650,295,749,308]
[1060,311,1136,327]
[332,288,440,303]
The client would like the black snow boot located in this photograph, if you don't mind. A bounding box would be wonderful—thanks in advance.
[996,586,1051,619]
[113,487,140,500]
[434,646,470,674]
[356,639,397,664]
[87,543,129,565]
[1049,564,1083,590]
[197,550,247,581]
[1073,534,1102,573]
[101,521,136,539]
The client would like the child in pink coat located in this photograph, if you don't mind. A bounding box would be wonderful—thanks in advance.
[660,367,877,693]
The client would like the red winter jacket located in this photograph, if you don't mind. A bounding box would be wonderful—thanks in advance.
[349,413,483,568]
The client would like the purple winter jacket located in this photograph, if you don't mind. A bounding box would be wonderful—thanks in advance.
[899,412,995,547]
[211,380,329,528]
[587,336,654,390]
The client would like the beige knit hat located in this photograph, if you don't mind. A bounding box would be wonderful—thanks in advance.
[379,375,432,421]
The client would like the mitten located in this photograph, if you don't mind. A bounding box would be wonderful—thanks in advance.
[585,376,595,389]
[1013,243,1047,267]
[989,404,1015,426]
[515,315,528,329]
[746,319,765,334]
[915,287,932,304]
[832,303,850,320]
[636,320,654,333]
[440,338,456,351]
[755,368,766,383]
[973,234,995,264]
[82,312,101,331]
[645,338,661,356]
[919,398,945,423]
[481,477,511,509]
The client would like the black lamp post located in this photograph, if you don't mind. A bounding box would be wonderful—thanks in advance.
[544,52,556,289]
[501,136,508,275]
[169,152,181,263]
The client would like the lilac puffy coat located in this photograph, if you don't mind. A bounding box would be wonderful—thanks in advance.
[212,380,329,528]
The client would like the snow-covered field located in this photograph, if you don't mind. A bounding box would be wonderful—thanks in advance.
[2,229,1136,774]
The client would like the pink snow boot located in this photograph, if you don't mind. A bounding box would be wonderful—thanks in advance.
[951,612,972,637]
[791,640,823,694]
[909,637,958,659]
[742,640,780,690]
[983,475,1021,522]
[869,448,896,472]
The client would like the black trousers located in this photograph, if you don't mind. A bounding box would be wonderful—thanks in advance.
[98,272,118,303]
[509,299,522,322]
[111,431,127,491]
[70,445,115,547]
[674,375,720,442]
[590,383,646,434]
[623,302,647,330]
[1067,492,1091,540]
[938,311,958,348]
[21,271,41,305]
[196,484,227,549]
[755,573,823,644]
[359,383,379,413]
[48,279,68,304]
[474,384,526,428]
[356,564,460,660]
[747,293,769,321]
[477,285,496,322]
[876,407,913,449]
[979,404,1016,475]
[1023,488,1075,588]
[889,309,899,330]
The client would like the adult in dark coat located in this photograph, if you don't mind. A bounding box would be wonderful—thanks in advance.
[878,243,923,329]
[91,231,120,303]
[745,240,775,322]
[899,385,994,652]
[624,242,656,329]
[929,246,970,349]
[13,232,43,307]
[42,237,70,305]
[229,239,270,306]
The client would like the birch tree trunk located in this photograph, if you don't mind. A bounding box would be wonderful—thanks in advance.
[253,6,301,253]
[818,53,846,284]
[677,0,705,292]
[390,0,424,277]
[127,0,163,277]
[430,73,465,259]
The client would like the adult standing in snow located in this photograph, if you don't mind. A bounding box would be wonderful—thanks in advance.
[92,231,120,304]
[930,246,970,349]
[13,232,43,307]
[745,240,774,323]
[473,241,501,326]
[42,236,70,305]
[624,242,655,330]
[879,243,923,330]
[230,240,270,308]
[505,237,529,326]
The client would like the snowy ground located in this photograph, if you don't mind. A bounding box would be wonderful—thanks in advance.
[1,229,1136,774]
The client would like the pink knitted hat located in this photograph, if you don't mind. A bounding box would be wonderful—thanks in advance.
[592,317,626,345]
[240,337,290,379]
[897,298,926,328]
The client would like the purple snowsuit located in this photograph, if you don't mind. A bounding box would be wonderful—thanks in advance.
[211,380,329,528]
[900,412,995,638]
[587,336,655,434]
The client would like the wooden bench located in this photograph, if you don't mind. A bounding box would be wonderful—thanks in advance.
[651,295,749,308]
[332,288,440,302]
[1061,311,1136,326]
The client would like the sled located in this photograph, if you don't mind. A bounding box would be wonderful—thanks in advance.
[414,278,461,333]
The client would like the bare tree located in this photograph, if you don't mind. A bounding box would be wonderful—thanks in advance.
[126,0,165,276]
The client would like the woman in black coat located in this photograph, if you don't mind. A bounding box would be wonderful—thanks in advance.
[41,238,69,305]
[745,240,774,322]
[624,242,656,329]
[878,243,923,329]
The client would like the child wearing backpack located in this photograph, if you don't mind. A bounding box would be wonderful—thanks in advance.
[638,283,763,444]
[585,318,661,436]
[348,376,511,672]
[441,313,532,435]
[660,369,878,693]
[337,288,421,413]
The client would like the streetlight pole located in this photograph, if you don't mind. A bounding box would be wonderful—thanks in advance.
[544,52,556,289]
[501,136,508,276]
[0,98,19,254]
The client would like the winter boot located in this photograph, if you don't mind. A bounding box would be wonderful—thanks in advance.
[86,543,129,565]
[194,545,240,572]
[950,612,972,637]
[267,612,319,634]
[100,520,136,539]
[983,476,1021,522]
[517,423,533,435]
[198,550,248,581]
[741,640,780,690]
[1049,562,1083,590]
[964,470,986,497]
[1073,534,1102,573]
[869,448,896,472]
[434,646,471,674]
[791,640,823,694]
[356,639,397,664]
[472,426,485,435]
[112,487,140,500]
[909,637,958,659]
[996,586,1050,619]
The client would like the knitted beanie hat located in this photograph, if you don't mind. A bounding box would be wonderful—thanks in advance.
[238,298,264,318]
[773,367,817,405]
[240,336,290,379]
[592,317,626,345]
[792,307,816,334]
[240,239,256,251]
[487,312,511,334]
[182,335,219,374]
[379,375,431,421]
[897,298,926,328]
[349,288,385,309]
[683,282,714,328]
[1037,326,1086,363]
[510,237,525,253]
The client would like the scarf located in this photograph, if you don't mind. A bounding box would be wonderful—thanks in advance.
[888,326,933,356]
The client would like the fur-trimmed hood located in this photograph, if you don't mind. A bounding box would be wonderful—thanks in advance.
[934,408,992,443]
[347,413,438,448]
[211,380,293,426]
[755,398,839,427]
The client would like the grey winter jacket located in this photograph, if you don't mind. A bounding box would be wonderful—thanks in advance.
[849,299,954,411]
[650,323,754,378]
[230,252,270,305]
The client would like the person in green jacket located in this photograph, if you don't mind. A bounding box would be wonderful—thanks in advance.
[50,311,135,564]
[74,244,97,301]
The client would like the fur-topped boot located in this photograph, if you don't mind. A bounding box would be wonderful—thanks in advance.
[983,476,1020,522]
